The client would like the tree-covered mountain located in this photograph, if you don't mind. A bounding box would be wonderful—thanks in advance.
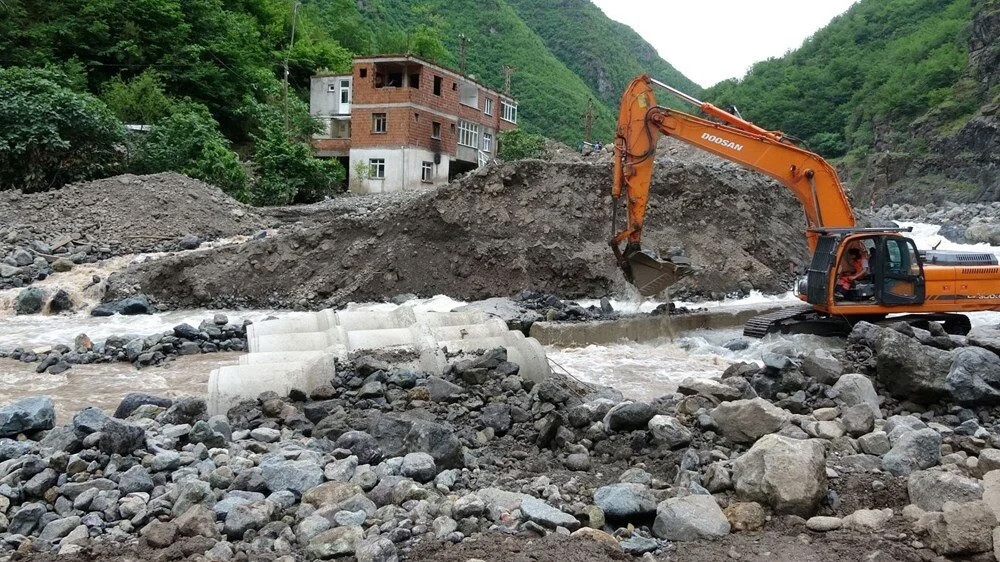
[704,0,999,203]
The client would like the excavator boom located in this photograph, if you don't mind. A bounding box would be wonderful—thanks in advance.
[612,75,856,295]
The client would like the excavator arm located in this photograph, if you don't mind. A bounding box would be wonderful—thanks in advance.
[612,75,856,296]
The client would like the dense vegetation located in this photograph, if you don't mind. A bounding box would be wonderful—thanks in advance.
[707,0,982,159]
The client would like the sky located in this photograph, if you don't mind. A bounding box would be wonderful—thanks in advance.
[591,0,859,88]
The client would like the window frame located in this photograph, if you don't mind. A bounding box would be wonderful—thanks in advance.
[372,113,387,134]
[482,132,493,154]
[457,119,480,148]
[484,98,494,116]
[431,121,442,140]
[368,158,385,180]
[339,80,350,104]
[421,161,433,183]
[501,100,518,124]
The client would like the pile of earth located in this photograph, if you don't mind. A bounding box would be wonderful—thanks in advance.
[105,155,809,310]
[0,173,267,290]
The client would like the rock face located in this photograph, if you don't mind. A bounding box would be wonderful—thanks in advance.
[710,398,789,444]
[0,396,55,437]
[652,494,730,541]
[732,434,827,516]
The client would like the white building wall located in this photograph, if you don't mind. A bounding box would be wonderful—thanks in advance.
[349,147,450,194]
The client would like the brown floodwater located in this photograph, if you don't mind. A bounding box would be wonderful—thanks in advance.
[0,353,243,423]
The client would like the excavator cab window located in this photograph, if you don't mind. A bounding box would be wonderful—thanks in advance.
[879,237,926,305]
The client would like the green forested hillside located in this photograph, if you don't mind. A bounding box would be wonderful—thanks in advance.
[505,0,702,107]
[706,0,981,158]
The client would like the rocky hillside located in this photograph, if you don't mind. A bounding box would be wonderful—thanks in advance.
[706,0,999,205]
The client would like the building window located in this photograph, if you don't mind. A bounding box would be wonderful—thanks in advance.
[359,68,367,78]
[372,113,387,134]
[340,80,350,104]
[369,158,385,179]
[327,83,337,93]
[409,73,420,89]
[421,161,433,183]
[482,132,493,153]
[502,100,518,123]
[484,98,494,116]
[433,76,442,96]
[432,122,441,139]
[457,119,480,148]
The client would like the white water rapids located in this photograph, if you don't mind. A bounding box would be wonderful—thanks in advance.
[1,222,999,420]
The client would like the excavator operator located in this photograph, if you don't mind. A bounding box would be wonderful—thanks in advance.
[837,247,869,293]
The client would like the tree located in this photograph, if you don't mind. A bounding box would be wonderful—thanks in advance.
[498,129,547,160]
[0,67,126,192]
[131,102,249,198]
[101,70,176,124]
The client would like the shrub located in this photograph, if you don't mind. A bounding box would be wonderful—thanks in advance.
[498,129,547,161]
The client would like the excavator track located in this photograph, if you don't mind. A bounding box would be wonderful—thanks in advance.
[742,305,821,338]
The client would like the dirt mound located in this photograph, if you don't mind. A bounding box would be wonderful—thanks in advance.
[0,172,265,258]
[105,158,809,308]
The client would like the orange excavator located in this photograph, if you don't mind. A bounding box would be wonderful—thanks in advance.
[611,75,1000,337]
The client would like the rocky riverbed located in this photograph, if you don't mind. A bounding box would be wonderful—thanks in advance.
[3,315,1000,561]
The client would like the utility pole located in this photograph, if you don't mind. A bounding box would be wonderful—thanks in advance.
[580,99,595,144]
[502,65,517,95]
[283,1,300,133]
[458,34,470,74]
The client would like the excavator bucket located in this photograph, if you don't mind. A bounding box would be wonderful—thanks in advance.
[625,250,692,297]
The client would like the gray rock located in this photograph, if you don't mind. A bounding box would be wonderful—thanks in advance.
[831,374,881,418]
[399,452,436,483]
[172,479,216,517]
[620,534,660,554]
[709,398,789,444]
[336,431,383,465]
[39,516,81,542]
[0,396,55,437]
[189,419,227,448]
[8,502,46,535]
[260,457,323,494]
[968,325,1000,356]
[178,235,201,250]
[864,323,951,402]
[425,376,464,401]
[113,393,172,418]
[801,353,843,384]
[118,465,154,494]
[98,418,145,455]
[732,434,827,516]
[14,287,44,315]
[882,428,941,476]
[355,537,398,562]
[907,470,983,511]
[677,377,742,401]
[947,346,1000,405]
[648,415,692,449]
[72,406,109,435]
[224,500,275,539]
[520,496,580,530]
[91,295,155,316]
[564,452,592,471]
[858,431,891,456]
[307,526,364,558]
[604,402,656,431]
[926,500,996,555]
[593,483,658,520]
[453,494,486,518]
[652,494,730,541]
[480,403,512,434]
[841,404,875,436]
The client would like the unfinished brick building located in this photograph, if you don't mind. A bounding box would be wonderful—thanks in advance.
[310,55,518,194]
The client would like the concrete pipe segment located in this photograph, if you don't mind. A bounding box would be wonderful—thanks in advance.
[208,306,552,415]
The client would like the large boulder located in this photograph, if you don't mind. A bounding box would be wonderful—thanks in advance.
[908,470,983,511]
[98,418,146,455]
[520,497,580,530]
[863,324,951,402]
[946,347,1000,405]
[968,325,1000,356]
[14,287,45,315]
[370,414,462,469]
[926,500,996,556]
[0,396,55,437]
[709,398,789,444]
[648,415,692,449]
[593,483,658,520]
[604,402,656,432]
[732,434,827,516]
[882,427,941,476]
[831,374,881,418]
[114,393,172,418]
[259,457,323,495]
[652,494,730,541]
[91,295,155,316]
